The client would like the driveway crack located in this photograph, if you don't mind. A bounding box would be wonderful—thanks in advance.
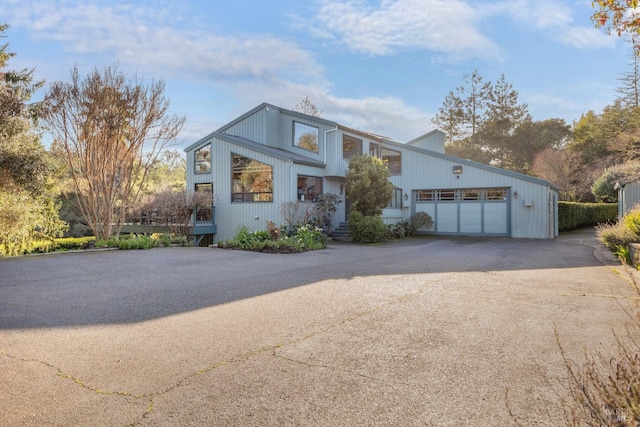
[1,288,424,425]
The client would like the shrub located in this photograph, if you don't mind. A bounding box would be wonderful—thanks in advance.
[117,235,157,250]
[559,202,618,231]
[169,235,189,246]
[596,221,637,251]
[312,193,341,236]
[624,208,640,236]
[222,224,326,253]
[294,224,327,250]
[409,211,434,236]
[348,211,391,243]
[389,220,410,238]
[559,329,640,426]
[150,233,172,247]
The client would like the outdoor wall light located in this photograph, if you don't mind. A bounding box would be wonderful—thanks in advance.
[404,193,409,201]
[513,191,519,200]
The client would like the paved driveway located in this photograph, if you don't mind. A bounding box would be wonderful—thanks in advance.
[0,230,637,426]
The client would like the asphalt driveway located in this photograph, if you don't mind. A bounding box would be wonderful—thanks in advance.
[0,229,638,426]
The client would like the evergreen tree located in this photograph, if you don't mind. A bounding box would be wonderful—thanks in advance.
[345,155,393,216]
[0,24,67,256]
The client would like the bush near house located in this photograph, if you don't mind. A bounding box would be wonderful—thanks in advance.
[559,201,617,231]
[388,212,434,239]
[349,211,392,243]
[220,224,327,253]
[18,234,189,255]
[597,204,640,254]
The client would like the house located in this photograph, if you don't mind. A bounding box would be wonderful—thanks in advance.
[615,180,640,218]
[184,103,559,243]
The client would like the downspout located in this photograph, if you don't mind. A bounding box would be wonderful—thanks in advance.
[289,159,294,202]
[323,126,339,231]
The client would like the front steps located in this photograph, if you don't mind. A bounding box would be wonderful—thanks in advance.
[332,222,351,241]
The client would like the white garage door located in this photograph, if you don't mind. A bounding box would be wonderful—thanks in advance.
[414,188,509,236]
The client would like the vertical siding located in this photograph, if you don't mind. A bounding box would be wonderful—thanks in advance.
[188,108,557,239]
[408,131,446,153]
[221,108,269,144]
[186,140,214,191]
[621,183,640,216]
[196,141,328,242]
[279,111,334,164]
[397,151,553,238]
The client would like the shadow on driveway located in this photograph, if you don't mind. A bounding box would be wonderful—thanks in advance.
[0,229,612,330]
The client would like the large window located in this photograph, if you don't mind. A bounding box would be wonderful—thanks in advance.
[297,175,323,202]
[195,183,213,223]
[343,135,362,159]
[381,147,402,175]
[195,144,211,174]
[231,154,273,202]
[387,187,403,208]
[293,122,319,153]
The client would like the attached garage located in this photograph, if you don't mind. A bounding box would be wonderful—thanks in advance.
[414,188,510,236]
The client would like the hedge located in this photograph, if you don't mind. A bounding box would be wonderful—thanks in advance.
[558,202,617,231]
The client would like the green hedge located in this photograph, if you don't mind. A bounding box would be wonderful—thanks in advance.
[558,202,617,231]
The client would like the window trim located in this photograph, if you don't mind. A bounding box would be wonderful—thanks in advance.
[195,144,211,174]
[343,134,363,159]
[194,183,213,223]
[369,142,380,157]
[414,188,509,202]
[293,121,319,154]
[387,187,403,208]
[231,153,274,203]
[297,174,323,202]
[381,146,402,175]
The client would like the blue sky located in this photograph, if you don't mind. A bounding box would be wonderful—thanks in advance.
[2,0,631,148]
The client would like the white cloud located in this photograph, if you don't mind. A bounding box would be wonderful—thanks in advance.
[228,79,431,141]
[558,26,615,49]
[309,0,502,61]
[5,0,325,85]
[496,0,615,49]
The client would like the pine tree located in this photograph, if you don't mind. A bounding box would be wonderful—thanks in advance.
[0,24,67,256]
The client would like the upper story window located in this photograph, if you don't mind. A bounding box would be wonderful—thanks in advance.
[381,147,402,175]
[343,135,362,159]
[297,175,323,202]
[231,154,273,202]
[195,144,211,174]
[293,122,319,153]
[369,142,380,157]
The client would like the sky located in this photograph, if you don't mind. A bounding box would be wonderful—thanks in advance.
[1,0,633,148]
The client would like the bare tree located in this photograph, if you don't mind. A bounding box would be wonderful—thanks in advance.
[136,187,211,238]
[532,148,597,201]
[293,95,322,116]
[44,66,185,240]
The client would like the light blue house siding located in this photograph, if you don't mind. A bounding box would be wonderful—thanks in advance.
[616,181,640,218]
[185,103,559,242]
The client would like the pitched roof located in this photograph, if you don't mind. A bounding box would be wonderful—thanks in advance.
[187,102,559,190]
[186,131,324,167]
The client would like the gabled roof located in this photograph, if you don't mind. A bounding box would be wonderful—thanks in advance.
[187,102,559,191]
[381,135,561,191]
[406,129,445,146]
[216,102,339,133]
[186,131,324,167]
